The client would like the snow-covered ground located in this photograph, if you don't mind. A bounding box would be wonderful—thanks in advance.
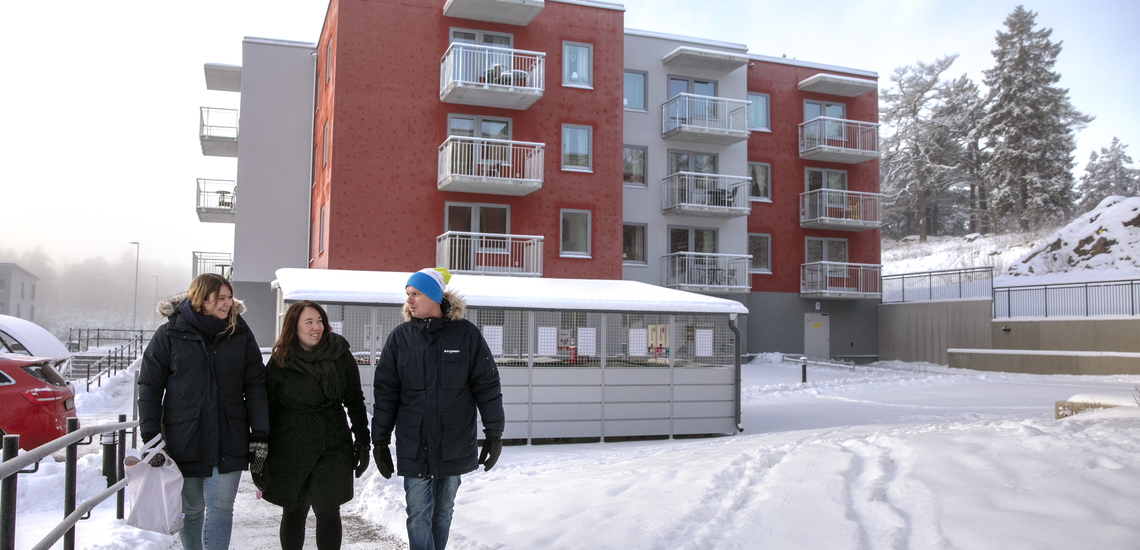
[14,357,1140,549]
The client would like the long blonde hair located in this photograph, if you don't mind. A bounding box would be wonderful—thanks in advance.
[187,273,238,336]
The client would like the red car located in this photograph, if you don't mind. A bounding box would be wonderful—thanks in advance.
[0,353,77,450]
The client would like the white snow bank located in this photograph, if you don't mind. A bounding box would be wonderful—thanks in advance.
[1065,393,1138,407]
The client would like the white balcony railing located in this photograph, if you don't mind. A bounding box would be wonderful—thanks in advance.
[799,189,882,230]
[440,43,545,110]
[199,107,238,157]
[800,262,882,299]
[661,252,751,293]
[798,117,879,163]
[661,93,750,144]
[196,178,235,223]
[436,231,543,277]
[438,136,544,195]
[193,252,232,279]
[662,172,751,217]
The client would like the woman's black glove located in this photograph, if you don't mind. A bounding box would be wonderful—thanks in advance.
[373,442,394,479]
[478,429,503,471]
[249,432,269,474]
[354,440,371,478]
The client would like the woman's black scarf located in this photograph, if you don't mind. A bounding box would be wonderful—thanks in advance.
[286,333,347,402]
[179,299,230,339]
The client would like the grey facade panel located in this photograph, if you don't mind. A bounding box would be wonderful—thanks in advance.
[604,419,671,437]
[746,291,879,359]
[531,421,602,438]
[604,367,671,385]
[532,385,603,403]
[233,280,279,349]
[604,384,672,402]
[604,402,671,420]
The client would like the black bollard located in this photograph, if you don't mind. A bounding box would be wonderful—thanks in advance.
[801,356,807,384]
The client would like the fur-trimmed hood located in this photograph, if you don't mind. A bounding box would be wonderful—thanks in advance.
[156,292,246,319]
[401,289,466,322]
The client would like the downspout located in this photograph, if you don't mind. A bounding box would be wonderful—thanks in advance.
[307,48,318,268]
[729,313,742,433]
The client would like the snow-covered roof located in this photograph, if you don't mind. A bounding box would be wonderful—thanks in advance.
[0,314,71,361]
[273,268,749,315]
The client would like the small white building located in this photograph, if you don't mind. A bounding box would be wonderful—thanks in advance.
[272,268,749,442]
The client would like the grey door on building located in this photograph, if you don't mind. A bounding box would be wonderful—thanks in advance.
[804,312,830,359]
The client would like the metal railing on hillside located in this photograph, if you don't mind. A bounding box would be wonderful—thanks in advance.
[993,278,1140,318]
[76,339,145,391]
[67,329,151,353]
[881,267,994,303]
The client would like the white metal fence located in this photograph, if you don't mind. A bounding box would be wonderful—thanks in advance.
[435,231,544,277]
[662,172,751,212]
[660,252,751,292]
[199,107,238,139]
[798,117,878,155]
[800,262,882,296]
[196,178,236,210]
[437,136,544,183]
[662,94,750,136]
[799,188,881,226]
[881,267,994,303]
[440,43,545,93]
[192,251,232,279]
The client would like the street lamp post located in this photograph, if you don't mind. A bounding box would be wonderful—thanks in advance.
[130,242,140,332]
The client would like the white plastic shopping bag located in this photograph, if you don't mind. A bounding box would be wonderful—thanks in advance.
[124,435,184,535]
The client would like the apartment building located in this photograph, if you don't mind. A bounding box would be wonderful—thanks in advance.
[197,0,882,358]
[0,263,38,321]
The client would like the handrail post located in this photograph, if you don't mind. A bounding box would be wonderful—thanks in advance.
[117,415,127,519]
[64,417,79,550]
[1,435,20,550]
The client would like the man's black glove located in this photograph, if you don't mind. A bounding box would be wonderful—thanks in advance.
[354,440,371,478]
[373,441,394,479]
[141,432,165,467]
[478,429,502,472]
[249,432,269,475]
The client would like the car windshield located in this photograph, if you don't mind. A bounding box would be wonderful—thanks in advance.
[0,330,30,355]
[21,362,68,387]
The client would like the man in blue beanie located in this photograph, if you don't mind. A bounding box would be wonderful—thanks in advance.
[371,268,505,550]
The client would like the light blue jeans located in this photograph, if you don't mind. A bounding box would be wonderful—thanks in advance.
[180,468,242,550]
[404,476,462,550]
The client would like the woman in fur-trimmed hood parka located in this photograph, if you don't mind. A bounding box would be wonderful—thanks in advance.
[138,273,269,550]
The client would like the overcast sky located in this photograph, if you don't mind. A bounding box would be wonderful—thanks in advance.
[2,0,1136,270]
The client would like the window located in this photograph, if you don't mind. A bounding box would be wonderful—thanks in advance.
[30,284,35,300]
[748,234,771,273]
[322,121,328,168]
[748,162,771,201]
[623,71,646,110]
[445,203,510,269]
[669,227,717,254]
[325,40,331,85]
[318,206,326,254]
[668,150,717,175]
[562,42,592,87]
[805,237,847,263]
[805,168,847,192]
[804,100,845,121]
[623,146,647,187]
[20,283,24,300]
[29,305,33,322]
[450,28,512,47]
[15,304,18,319]
[448,115,510,140]
[0,279,5,291]
[748,92,770,131]
[804,100,846,142]
[669,77,715,98]
[623,224,646,264]
[560,210,591,257]
[561,125,592,171]
[450,29,514,83]
[445,203,509,234]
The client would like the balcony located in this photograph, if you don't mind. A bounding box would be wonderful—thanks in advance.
[204,63,241,92]
[436,231,543,277]
[661,46,748,73]
[193,252,232,279]
[200,107,238,157]
[797,73,877,97]
[800,262,882,299]
[661,94,750,144]
[196,179,236,224]
[442,0,544,26]
[438,136,544,196]
[661,253,751,294]
[662,172,751,218]
[799,189,882,231]
[440,43,545,110]
[798,117,879,164]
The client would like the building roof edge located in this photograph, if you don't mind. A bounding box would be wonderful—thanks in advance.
[747,53,878,79]
[549,0,625,12]
[624,28,748,52]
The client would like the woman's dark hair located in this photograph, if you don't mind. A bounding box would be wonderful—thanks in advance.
[187,273,238,336]
[271,301,331,367]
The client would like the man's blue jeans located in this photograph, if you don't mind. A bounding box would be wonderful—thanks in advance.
[404,475,462,550]
[179,468,242,550]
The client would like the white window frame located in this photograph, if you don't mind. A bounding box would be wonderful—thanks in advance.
[447,114,512,139]
[322,121,329,168]
[748,233,772,273]
[805,236,848,263]
[448,28,514,47]
[444,202,511,234]
[325,40,331,86]
[749,162,772,202]
[560,209,592,258]
[622,223,648,266]
[805,168,847,192]
[561,124,593,172]
[748,92,770,131]
[562,42,593,88]
[319,206,325,254]
[623,145,647,188]
[623,70,647,111]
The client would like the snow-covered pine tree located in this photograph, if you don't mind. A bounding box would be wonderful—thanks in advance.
[939,75,990,234]
[979,5,1092,231]
[1076,138,1140,212]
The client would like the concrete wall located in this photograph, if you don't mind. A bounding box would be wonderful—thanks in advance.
[878,298,992,365]
[747,291,878,358]
[991,317,1140,353]
[233,280,279,349]
[949,349,1140,376]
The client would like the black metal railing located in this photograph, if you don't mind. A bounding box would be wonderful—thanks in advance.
[66,329,151,353]
[881,267,993,303]
[1,417,138,550]
[993,278,1140,318]
[75,339,145,392]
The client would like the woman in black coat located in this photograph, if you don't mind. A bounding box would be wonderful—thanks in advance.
[259,300,370,550]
